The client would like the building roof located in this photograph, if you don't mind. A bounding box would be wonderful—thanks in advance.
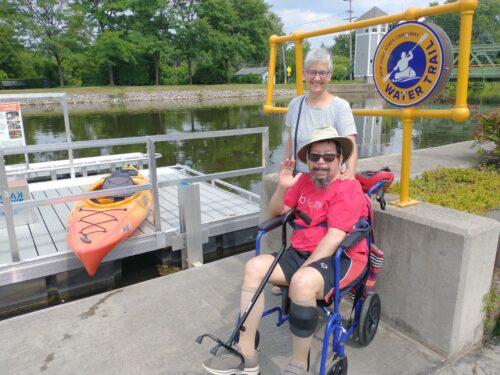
[356,7,388,21]
[234,67,268,76]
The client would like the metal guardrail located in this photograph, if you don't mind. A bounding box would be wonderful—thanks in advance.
[177,165,260,204]
[0,127,269,264]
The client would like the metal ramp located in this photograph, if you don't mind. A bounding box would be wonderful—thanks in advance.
[6,152,160,181]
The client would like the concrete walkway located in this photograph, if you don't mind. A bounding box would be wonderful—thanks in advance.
[0,252,444,375]
[357,140,482,180]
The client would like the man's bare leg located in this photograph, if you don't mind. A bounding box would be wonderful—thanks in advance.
[288,267,325,368]
[238,254,288,357]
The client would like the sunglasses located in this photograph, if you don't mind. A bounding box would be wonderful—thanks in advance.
[308,153,339,163]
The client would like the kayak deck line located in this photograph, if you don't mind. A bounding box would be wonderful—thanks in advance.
[0,165,260,287]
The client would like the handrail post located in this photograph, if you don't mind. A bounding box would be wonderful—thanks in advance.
[0,148,20,262]
[265,36,278,109]
[61,95,75,179]
[392,111,419,207]
[295,38,304,95]
[178,182,203,269]
[146,137,162,233]
[261,128,269,171]
[454,3,476,109]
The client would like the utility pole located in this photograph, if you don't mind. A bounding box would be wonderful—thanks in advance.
[343,0,354,66]
[281,43,287,84]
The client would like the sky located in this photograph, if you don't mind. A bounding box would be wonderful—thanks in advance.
[265,0,439,47]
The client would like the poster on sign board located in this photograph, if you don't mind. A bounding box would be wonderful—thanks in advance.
[0,102,26,147]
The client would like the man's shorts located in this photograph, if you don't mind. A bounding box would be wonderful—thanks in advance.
[273,247,366,299]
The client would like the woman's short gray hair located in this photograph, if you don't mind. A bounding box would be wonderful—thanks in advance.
[304,48,333,72]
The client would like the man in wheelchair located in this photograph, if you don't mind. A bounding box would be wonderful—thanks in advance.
[203,128,369,375]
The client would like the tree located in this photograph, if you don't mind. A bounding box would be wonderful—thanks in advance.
[330,33,355,59]
[427,0,500,44]
[472,0,500,43]
[173,0,209,85]
[9,0,80,86]
[197,0,249,82]
[93,30,136,85]
[0,22,26,79]
[232,0,282,64]
[196,0,282,83]
[129,0,176,85]
[75,0,135,85]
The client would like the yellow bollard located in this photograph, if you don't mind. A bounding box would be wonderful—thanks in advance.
[391,111,419,207]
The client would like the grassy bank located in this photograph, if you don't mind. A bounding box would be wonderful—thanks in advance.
[0,81,359,95]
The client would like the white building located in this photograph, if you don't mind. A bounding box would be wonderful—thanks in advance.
[354,7,389,82]
[233,67,272,84]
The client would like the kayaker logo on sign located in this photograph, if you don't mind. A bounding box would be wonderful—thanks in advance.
[373,22,446,107]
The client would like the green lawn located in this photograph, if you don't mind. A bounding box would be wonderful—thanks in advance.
[0,81,361,95]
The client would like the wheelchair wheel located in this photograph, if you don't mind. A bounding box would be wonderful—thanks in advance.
[326,354,348,375]
[357,293,381,346]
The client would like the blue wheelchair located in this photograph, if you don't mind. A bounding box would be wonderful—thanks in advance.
[198,169,394,375]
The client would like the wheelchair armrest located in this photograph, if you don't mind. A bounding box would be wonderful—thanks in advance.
[339,225,371,248]
[258,215,286,232]
[258,210,311,233]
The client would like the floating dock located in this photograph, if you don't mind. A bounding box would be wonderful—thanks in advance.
[0,165,260,284]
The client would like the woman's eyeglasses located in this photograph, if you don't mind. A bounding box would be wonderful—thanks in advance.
[308,153,339,163]
[305,70,330,79]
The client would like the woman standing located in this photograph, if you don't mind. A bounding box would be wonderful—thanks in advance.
[271,48,358,296]
[284,47,358,179]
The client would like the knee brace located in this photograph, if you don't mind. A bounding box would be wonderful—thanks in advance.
[289,302,318,337]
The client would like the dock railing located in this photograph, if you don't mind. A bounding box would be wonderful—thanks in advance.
[0,127,269,264]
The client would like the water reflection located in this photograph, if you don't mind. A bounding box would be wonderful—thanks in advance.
[19,97,489,193]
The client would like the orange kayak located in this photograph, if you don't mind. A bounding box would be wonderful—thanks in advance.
[67,166,153,276]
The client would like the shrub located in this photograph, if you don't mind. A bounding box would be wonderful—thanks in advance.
[332,55,349,81]
[161,64,188,85]
[230,74,262,84]
[389,167,500,214]
[192,64,226,84]
[474,110,500,165]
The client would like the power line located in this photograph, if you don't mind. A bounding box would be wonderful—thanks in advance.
[283,15,338,30]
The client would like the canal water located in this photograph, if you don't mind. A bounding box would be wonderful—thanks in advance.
[18,96,491,195]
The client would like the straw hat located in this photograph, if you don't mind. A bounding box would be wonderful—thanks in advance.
[297,127,353,164]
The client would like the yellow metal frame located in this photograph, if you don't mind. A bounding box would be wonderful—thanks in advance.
[264,0,477,206]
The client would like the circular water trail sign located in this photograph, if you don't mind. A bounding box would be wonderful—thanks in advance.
[373,21,452,107]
